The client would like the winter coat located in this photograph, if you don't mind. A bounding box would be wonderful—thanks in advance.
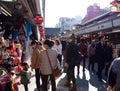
[95,42,107,63]
[40,49,59,75]
[88,44,96,57]
[108,57,120,91]
[16,70,30,84]
[31,45,42,69]
[78,42,88,58]
[64,42,79,66]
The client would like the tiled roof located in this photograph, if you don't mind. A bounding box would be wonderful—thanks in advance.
[45,28,60,35]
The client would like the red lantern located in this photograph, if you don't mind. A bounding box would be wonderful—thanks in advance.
[34,15,43,24]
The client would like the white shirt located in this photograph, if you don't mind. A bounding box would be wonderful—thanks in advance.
[54,44,62,55]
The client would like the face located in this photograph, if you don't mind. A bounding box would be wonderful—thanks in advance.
[101,37,105,43]
[31,44,36,49]
[55,41,58,45]
[68,39,73,43]
[91,40,95,44]
[43,44,48,49]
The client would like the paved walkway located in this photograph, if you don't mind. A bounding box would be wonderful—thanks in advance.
[19,44,108,91]
[19,62,108,91]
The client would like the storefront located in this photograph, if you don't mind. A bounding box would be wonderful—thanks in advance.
[0,0,44,90]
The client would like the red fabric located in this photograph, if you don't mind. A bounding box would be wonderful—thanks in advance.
[78,42,88,58]
[38,26,44,37]
[0,74,11,91]
[13,83,19,91]
[0,55,2,61]
[34,15,43,24]
[110,0,118,5]
[18,64,23,71]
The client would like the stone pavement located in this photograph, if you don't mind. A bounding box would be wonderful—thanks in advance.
[18,62,108,91]
[19,45,108,91]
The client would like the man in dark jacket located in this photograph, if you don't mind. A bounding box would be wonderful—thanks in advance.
[64,34,78,91]
[95,35,107,81]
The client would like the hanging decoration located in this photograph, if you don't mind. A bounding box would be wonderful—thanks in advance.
[38,26,44,38]
[34,15,43,24]
[110,0,120,12]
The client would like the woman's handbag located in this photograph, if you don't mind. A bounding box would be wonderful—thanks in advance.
[46,50,61,77]
[52,67,61,77]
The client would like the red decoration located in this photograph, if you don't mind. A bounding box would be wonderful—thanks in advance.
[34,15,43,24]
[38,26,44,37]
[110,0,118,5]
[38,26,43,32]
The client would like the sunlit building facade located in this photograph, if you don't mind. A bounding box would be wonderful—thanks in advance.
[58,16,82,32]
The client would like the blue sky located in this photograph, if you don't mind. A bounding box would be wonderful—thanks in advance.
[45,0,113,27]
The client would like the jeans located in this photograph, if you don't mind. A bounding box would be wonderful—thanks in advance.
[88,55,95,71]
[57,54,62,66]
[35,68,41,89]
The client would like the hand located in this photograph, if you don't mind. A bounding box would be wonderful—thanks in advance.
[105,62,109,66]
[107,86,112,91]
[64,62,68,67]
[31,68,33,71]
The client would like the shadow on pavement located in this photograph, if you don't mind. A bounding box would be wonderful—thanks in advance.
[89,72,108,91]
[76,72,89,91]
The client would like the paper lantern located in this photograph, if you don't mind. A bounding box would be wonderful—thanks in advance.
[34,15,43,24]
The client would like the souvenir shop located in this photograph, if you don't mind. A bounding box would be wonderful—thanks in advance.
[0,0,44,90]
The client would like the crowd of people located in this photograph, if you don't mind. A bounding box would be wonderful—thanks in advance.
[23,33,120,91]
[29,33,120,91]
[1,33,120,91]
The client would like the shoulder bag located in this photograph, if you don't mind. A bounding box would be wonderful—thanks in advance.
[46,50,61,77]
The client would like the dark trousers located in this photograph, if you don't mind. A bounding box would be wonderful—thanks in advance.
[105,62,111,76]
[57,54,62,66]
[82,57,86,71]
[97,62,105,80]
[67,65,76,84]
[24,84,28,91]
[35,68,41,89]
[41,74,56,91]
[88,55,95,71]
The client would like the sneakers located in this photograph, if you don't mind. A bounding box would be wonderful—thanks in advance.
[64,80,71,87]
[69,84,77,91]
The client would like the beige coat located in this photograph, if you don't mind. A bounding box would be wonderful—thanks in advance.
[40,49,59,75]
[31,45,42,69]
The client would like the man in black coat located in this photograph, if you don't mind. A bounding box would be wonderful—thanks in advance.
[95,35,107,81]
[64,34,78,91]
